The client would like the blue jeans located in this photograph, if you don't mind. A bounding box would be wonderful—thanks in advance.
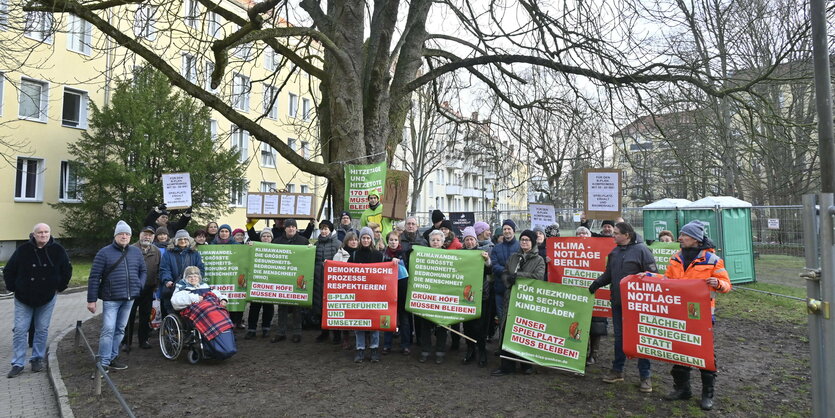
[355,331,379,350]
[612,305,651,378]
[12,295,57,367]
[98,299,134,366]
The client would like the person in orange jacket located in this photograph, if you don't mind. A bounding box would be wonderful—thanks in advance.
[663,220,731,411]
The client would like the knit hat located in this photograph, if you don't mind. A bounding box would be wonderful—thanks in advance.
[114,220,132,236]
[545,223,561,238]
[473,222,490,236]
[533,225,545,234]
[601,220,615,227]
[359,227,374,238]
[439,220,454,231]
[174,229,190,241]
[680,220,705,242]
[155,226,169,236]
[462,226,477,241]
[232,228,245,237]
[319,220,334,231]
[431,209,445,223]
[159,209,170,216]
[141,226,156,234]
[284,219,298,228]
[260,228,273,238]
[368,190,381,199]
[340,211,352,220]
[519,229,537,244]
[502,219,517,232]
[218,224,232,233]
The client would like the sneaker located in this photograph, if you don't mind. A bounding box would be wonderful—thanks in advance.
[381,347,391,355]
[602,370,624,383]
[31,359,44,373]
[639,377,653,393]
[419,352,429,363]
[370,348,380,363]
[7,365,24,378]
[354,349,365,363]
[109,357,128,371]
[244,331,256,340]
[271,335,286,343]
[401,347,411,355]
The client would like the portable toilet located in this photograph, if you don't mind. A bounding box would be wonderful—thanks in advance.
[682,196,755,284]
[642,198,692,240]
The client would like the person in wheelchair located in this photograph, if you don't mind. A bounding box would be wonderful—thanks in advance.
[169,266,237,361]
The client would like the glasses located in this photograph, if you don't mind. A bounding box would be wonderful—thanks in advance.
[519,237,531,242]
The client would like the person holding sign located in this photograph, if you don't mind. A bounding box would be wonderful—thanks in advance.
[359,191,393,244]
[244,229,277,340]
[662,220,731,411]
[314,220,343,344]
[144,203,192,237]
[416,230,453,364]
[460,227,492,367]
[491,230,545,376]
[271,219,310,343]
[588,222,657,392]
[353,227,385,363]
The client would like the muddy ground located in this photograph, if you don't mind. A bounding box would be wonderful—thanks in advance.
[58,305,809,417]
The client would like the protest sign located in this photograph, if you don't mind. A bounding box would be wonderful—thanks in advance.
[529,204,556,231]
[162,172,192,209]
[406,246,484,325]
[621,274,715,371]
[248,242,315,306]
[246,192,316,219]
[449,212,475,235]
[584,168,621,220]
[321,260,398,331]
[546,237,616,317]
[501,278,595,373]
[344,161,387,218]
[197,245,250,312]
[649,242,680,275]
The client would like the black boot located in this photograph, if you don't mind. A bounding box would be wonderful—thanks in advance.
[700,371,715,410]
[463,343,476,364]
[664,367,692,401]
[477,347,487,367]
[586,334,600,366]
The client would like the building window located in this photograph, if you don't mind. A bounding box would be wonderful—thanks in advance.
[209,119,218,141]
[229,179,247,207]
[184,0,199,28]
[15,157,44,200]
[207,11,221,38]
[288,93,298,117]
[62,88,88,128]
[231,125,249,162]
[233,42,253,60]
[231,73,250,111]
[287,184,296,193]
[24,11,53,43]
[19,78,48,122]
[182,53,197,84]
[67,14,92,55]
[263,84,278,119]
[300,185,309,194]
[260,181,276,193]
[300,141,309,159]
[302,98,311,121]
[134,5,157,40]
[260,142,276,168]
[288,138,297,152]
[60,161,82,201]
[204,61,218,93]
[264,48,279,71]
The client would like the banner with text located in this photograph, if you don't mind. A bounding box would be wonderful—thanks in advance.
[649,242,680,275]
[248,242,315,306]
[406,246,484,325]
[621,274,715,371]
[197,245,250,312]
[501,278,595,373]
[321,260,398,331]
[546,237,616,318]
[344,161,387,218]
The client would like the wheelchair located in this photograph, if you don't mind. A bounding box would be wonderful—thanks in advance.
[159,313,205,364]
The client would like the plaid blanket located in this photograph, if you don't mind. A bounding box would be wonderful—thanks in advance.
[179,292,233,341]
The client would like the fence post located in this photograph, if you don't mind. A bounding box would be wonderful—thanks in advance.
[74,320,81,347]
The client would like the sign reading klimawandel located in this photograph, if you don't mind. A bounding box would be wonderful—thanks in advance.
[248,242,315,306]
[197,244,250,312]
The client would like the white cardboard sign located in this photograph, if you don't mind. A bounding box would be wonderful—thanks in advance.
[162,172,192,209]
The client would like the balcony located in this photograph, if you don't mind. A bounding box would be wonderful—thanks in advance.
[463,187,481,198]
[445,185,462,195]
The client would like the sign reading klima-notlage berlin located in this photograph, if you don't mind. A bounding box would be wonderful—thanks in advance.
[547,237,616,318]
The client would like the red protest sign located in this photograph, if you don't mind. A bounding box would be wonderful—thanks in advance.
[322,260,398,332]
[547,237,616,318]
[620,274,715,371]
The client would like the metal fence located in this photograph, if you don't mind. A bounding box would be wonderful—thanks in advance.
[409,205,805,257]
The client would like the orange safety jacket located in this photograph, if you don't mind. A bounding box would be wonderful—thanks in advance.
[666,248,731,311]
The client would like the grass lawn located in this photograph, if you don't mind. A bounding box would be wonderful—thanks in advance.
[69,257,92,288]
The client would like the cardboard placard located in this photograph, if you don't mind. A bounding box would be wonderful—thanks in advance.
[529,204,556,230]
[381,169,409,220]
[246,192,316,219]
[584,169,621,220]
[162,172,192,209]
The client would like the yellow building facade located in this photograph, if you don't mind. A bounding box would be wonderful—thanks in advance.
[0,0,323,258]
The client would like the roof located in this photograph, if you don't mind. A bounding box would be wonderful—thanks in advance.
[685,196,752,208]
[642,198,692,209]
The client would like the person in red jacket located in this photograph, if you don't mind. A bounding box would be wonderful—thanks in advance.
[663,220,731,411]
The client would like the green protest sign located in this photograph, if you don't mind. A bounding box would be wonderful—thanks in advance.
[197,245,251,312]
[344,161,386,218]
[501,278,595,373]
[248,242,315,306]
[405,246,484,326]
[649,242,680,275]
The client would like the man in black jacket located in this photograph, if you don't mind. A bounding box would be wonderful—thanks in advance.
[589,222,657,392]
[4,223,72,378]
[271,219,310,343]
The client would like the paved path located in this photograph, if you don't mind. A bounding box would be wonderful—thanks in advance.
[1,290,94,418]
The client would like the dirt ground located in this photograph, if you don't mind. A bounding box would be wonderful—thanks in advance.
[58,305,810,418]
